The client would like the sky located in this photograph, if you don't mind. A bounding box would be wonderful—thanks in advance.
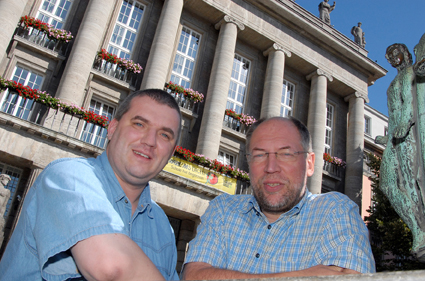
[293,0,425,116]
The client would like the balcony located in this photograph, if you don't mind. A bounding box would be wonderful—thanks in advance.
[92,56,138,87]
[14,26,68,56]
[1,90,108,150]
[323,160,344,179]
[223,115,248,134]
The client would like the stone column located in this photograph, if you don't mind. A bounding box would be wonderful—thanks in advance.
[55,0,115,105]
[196,16,244,158]
[344,92,368,208]
[140,0,183,90]
[306,69,333,194]
[260,44,291,119]
[0,0,28,62]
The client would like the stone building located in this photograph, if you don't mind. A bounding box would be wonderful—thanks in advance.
[0,0,386,270]
[362,104,388,220]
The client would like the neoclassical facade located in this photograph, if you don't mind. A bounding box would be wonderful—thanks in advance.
[0,0,386,270]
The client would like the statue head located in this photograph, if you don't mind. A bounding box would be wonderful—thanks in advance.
[386,43,412,70]
[358,22,362,27]
[0,174,11,188]
[414,33,425,76]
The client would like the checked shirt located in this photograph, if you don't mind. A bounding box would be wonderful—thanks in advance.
[184,191,375,274]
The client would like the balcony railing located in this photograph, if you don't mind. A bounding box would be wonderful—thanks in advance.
[1,91,108,148]
[323,161,344,178]
[92,56,138,87]
[167,91,200,115]
[223,115,248,134]
[15,26,67,55]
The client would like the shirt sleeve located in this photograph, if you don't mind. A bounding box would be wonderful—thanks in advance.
[183,195,227,268]
[27,158,127,280]
[317,195,376,273]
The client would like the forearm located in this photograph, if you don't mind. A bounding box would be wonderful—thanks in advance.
[72,233,165,281]
[182,262,359,280]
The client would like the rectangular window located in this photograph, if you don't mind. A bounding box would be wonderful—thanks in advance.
[0,163,22,218]
[0,66,43,121]
[226,54,250,114]
[170,26,201,89]
[280,80,295,117]
[217,150,236,167]
[36,0,73,29]
[324,103,334,154]
[384,126,388,136]
[365,116,371,135]
[80,99,115,149]
[107,0,145,59]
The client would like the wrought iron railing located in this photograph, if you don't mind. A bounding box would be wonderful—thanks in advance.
[323,161,344,178]
[167,91,200,115]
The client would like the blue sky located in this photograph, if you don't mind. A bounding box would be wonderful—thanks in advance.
[294,0,425,116]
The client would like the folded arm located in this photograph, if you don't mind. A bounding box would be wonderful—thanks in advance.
[71,233,165,281]
[182,262,359,280]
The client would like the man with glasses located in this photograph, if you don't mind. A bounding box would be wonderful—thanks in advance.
[182,116,375,280]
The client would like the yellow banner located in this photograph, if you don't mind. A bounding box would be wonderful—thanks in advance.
[163,157,237,194]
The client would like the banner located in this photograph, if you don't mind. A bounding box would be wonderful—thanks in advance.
[163,156,237,194]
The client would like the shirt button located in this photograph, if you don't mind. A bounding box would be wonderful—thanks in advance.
[267,225,271,229]
[255,253,260,258]
[124,199,128,203]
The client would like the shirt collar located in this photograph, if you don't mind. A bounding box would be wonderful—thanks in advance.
[99,152,152,217]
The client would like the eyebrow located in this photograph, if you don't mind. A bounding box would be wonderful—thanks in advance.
[131,115,176,139]
[251,146,291,152]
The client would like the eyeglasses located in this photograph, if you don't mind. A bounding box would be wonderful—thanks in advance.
[246,150,309,163]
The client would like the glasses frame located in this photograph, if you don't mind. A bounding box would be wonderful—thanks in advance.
[245,150,309,163]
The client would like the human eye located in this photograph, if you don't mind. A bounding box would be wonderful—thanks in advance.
[277,151,294,161]
[160,132,171,140]
[252,153,266,161]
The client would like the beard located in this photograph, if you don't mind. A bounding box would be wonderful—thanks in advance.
[252,176,306,215]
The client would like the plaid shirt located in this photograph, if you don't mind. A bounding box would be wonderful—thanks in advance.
[184,191,375,274]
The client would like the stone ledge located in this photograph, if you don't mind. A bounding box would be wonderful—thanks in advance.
[0,112,104,157]
[211,270,425,281]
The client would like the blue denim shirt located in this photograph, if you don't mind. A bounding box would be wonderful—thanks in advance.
[0,152,179,280]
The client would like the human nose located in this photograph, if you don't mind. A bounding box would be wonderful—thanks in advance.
[141,128,156,147]
[264,153,281,173]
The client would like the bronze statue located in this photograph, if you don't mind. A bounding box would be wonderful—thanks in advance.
[376,35,425,261]
[318,0,336,25]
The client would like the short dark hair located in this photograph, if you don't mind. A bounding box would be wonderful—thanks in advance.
[245,116,312,153]
[114,88,182,143]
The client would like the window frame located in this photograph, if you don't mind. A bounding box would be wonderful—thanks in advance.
[170,26,202,89]
[79,98,115,149]
[226,53,251,114]
[107,0,146,59]
[36,0,73,29]
[364,116,371,136]
[324,103,334,155]
[280,79,295,117]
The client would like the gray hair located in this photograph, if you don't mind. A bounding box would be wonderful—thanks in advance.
[114,89,182,143]
[245,116,312,153]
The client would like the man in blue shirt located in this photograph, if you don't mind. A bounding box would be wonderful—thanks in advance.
[183,116,375,279]
[0,89,181,280]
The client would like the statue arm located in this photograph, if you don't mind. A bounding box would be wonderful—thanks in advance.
[375,135,389,145]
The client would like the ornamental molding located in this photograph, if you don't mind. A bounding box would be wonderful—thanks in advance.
[344,91,369,103]
[263,43,291,58]
[215,15,245,31]
[306,69,333,82]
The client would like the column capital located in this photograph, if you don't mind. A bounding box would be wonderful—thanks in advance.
[344,91,369,103]
[263,43,291,58]
[306,69,333,82]
[215,15,245,31]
